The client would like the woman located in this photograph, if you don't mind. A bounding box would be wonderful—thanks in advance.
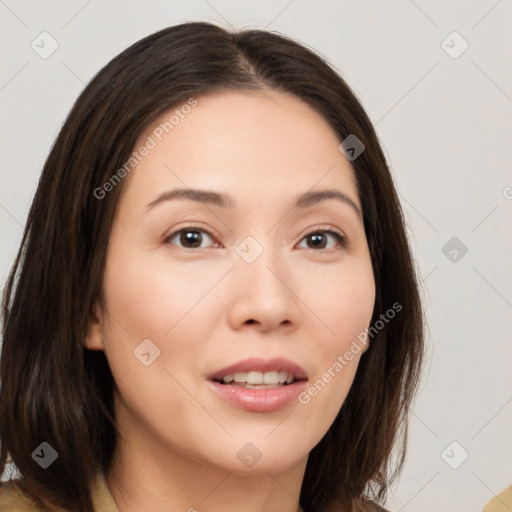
[0,21,424,512]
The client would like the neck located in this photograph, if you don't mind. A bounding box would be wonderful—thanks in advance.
[106,398,308,512]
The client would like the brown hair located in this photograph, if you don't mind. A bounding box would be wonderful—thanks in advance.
[0,21,424,512]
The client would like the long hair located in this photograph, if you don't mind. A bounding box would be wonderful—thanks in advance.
[0,21,424,512]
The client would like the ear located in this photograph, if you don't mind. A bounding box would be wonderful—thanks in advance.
[84,301,105,351]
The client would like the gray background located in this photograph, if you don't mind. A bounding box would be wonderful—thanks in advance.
[1,1,511,510]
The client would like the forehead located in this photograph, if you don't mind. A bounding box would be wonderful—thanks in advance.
[121,90,360,212]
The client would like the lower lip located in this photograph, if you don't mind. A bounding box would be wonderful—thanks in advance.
[208,380,308,412]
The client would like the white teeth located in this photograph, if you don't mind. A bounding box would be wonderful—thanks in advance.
[263,371,278,384]
[246,371,263,385]
[221,371,295,385]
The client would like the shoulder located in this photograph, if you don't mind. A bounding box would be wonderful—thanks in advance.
[0,472,118,512]
[483,485,512,511]
[0,479,46,511]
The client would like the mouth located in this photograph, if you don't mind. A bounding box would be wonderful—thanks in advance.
[207,357,308,412]
[208,356,308,386]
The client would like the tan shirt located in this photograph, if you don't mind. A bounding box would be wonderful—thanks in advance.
[0,472,390,511]
[3,473,509,512]
[0,472,119,512]
[483,485,512,512]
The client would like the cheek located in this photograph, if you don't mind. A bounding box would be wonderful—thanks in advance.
[102,245,229,341]
[299,256,376,343]
[98,248,221,447]
[294,258,375,424]
[99,245,233,400]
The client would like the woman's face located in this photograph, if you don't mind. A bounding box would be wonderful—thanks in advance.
[86,89,375,474]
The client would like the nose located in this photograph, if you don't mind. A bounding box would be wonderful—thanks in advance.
[227,244,301,333]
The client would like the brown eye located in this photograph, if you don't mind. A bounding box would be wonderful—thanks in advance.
[164,226,218,249]
[298,230,346,251]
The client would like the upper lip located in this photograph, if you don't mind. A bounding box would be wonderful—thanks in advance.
[208,357,308,382]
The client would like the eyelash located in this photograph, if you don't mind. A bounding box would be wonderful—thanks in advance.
[163,224,347,251]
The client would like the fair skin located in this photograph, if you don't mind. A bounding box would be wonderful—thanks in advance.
[85,89,376,512]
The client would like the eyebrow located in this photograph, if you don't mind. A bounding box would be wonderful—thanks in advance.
[146,187,362,219]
